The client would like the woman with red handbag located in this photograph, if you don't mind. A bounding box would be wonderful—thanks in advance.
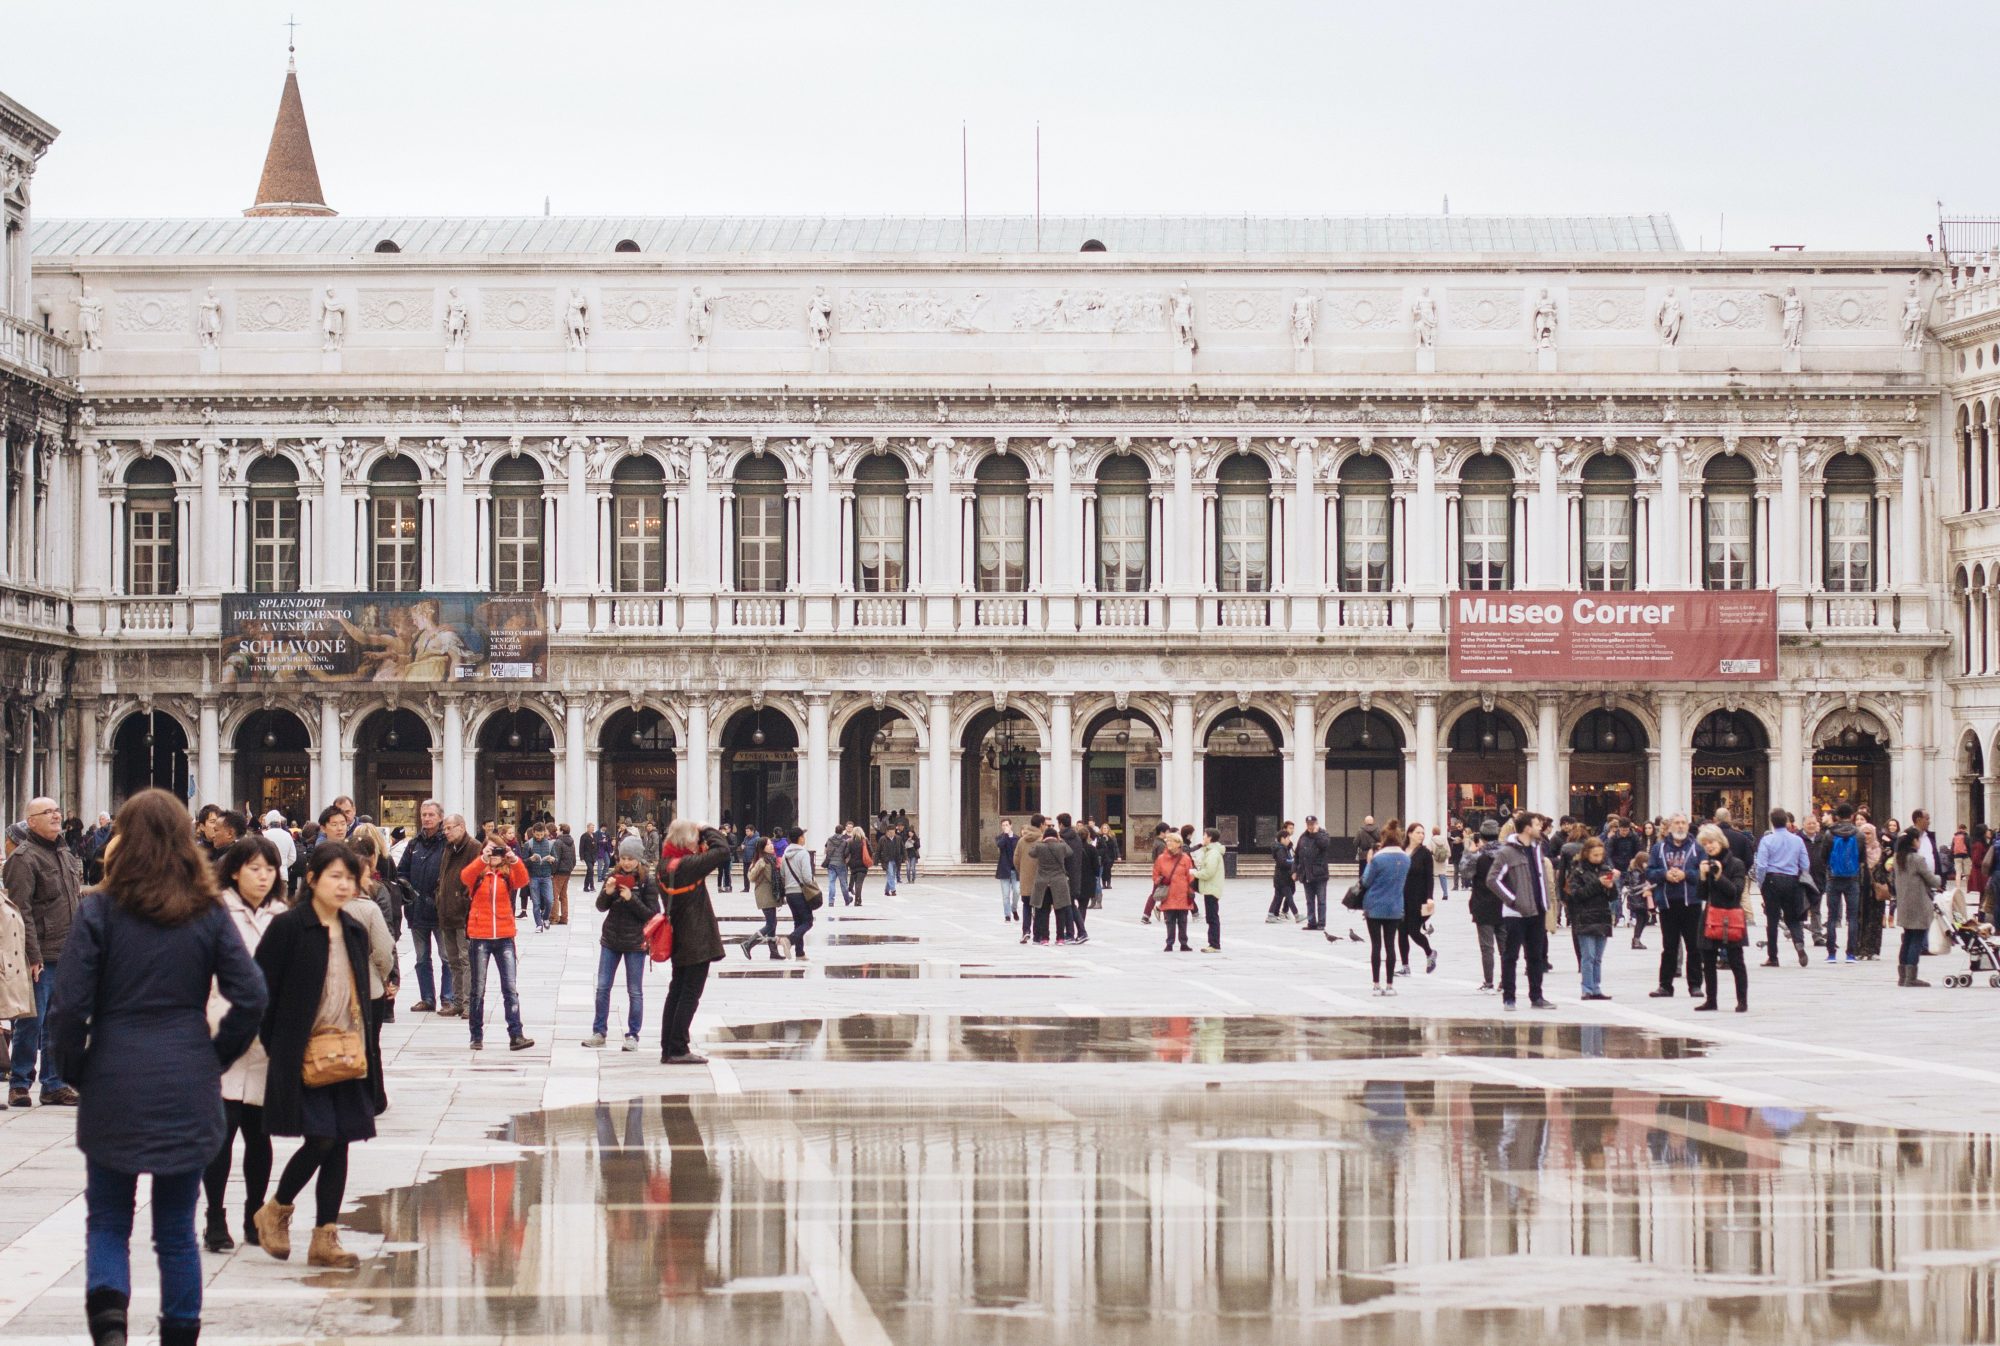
[1693,824,1750,1013]
[583,837,661,1051]
[656,820,730,1065]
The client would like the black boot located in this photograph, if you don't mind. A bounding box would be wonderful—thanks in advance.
[85,1287,128,1346]
[159,1318,201,1346]
[242,1200,261,1247]
[203,1206,234,1253]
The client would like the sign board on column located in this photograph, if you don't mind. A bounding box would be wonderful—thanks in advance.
[220,592,548,684]
[1448,590,1777,683]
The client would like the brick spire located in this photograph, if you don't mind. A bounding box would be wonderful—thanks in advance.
[244,47,335,218]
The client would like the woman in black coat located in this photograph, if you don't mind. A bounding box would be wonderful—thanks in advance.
[47,789,267,1346]
[1693,824,1751,1013]
[656,820,731,1065]
[1399,824,1438,975]
[252,843,385,1270]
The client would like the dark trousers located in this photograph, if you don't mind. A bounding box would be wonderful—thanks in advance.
[1704,940,1749,1008]
[1761,873,1804,958]
[201,1100,271,1216]
[1070,891,1089,937]
[1302,879,1327,928]
[1204,895,1221,949]
[1899,926,1929,967]
[1399,908,1433,963]
[1500,917,1547,1004]
[1032,902,1074,942]
[1367,917,1399,984]
[1477,921,1502,984]
[1162,910,1190,949]
[786,894,815,953]
[1268,881,1297,918]
[1824,875,1860,957]
[659,959,711,1058]
[274,1136,349,1228]
[1657,903,1704,993]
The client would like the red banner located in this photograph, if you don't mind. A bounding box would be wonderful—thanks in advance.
[1448,590,1777,683]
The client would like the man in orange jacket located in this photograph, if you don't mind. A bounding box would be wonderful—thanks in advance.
[461,840,535,1052]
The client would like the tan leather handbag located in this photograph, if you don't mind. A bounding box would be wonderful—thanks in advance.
[301,960,366,1089]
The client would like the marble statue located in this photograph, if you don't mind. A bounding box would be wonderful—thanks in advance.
[688,285,713,350]
[1532,289,1558,349]
[807,287,834,349]
[76,286,103,352]
[1411,287,1437,348]
[1901,279,1925,351]
[1762,285,1803,351]
[197,287,222,349]
[564,288,590,351]
[1290,294,1316,352]
[443,287,468,351]
[320,287,347,351]
[1171,282,1198,353]
[1654,286,1683,345]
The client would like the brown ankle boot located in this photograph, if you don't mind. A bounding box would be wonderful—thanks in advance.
[308,1224,360,1269]
[252,1199,294,1260]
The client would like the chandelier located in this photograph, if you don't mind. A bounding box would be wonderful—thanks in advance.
[983,716,1033,771]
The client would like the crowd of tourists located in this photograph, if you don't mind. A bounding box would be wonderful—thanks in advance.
[0,789,751,1346]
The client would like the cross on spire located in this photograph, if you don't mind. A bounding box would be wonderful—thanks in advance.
[285,13,299,68]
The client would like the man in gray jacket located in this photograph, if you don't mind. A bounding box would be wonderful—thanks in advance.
[1486,812,1554,1013]
[8,797,82,1106]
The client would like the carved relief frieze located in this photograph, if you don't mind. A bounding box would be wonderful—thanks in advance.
[234,289,314,333]
[836,289,990,333]
[111,292,192,334]
[1008,289,1169,333]
[600,289,681,331]
[1568,288,1646,331]
[1447,289,1522,331]
[1202,289,1284,332]
[1810,287,1890,330]
[479,289,556,331]
[715,291,803,330]
[1691,289,1767,331]
[358,289,434,331]
[1322,290,1402,330]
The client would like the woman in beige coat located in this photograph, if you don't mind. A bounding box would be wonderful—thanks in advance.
[202,835,288,1252]
[0,884,32,1061]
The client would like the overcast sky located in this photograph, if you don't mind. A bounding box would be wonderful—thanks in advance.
[6,1,1990,251]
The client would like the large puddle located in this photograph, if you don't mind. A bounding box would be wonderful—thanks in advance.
[323,1084,2000,1343]
[707,1013,1705,1063]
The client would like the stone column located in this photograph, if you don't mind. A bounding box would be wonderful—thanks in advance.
[683,698,710,821]
[926,437,956,630]
[1047,694,1074,819]
[1289,437,1319,634]
[1046,436,1076,634]
[1778,693,1805,817]
[443,438,467,588]
[197,698,220,809]
[1169,439,1198,632]
[1534,693,1561,814]
[77,701,99,822]
[563,696,586,828]
[1900,694,1926,816]
[1289,694,1317,827]
[1170,694,1196,827]
[682,440,713,632]
[806,693,831,844]
[1412,693,1439,828]
[1656,692,1685,820]
[927,693,956,862]
[15,708,32,813]
[1532,437,1562,587]
[1411,437,1443,631]
[563,438,589,590]
[806,438,837,633]
[319,697,344,806]
[1654,437,1684,588]
[318,439,345,590]
[1898,438,1928,629]
[440,694,466,816]
[199,439,223,592]
[1777,436,1805,630]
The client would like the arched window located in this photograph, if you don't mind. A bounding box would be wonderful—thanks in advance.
[372,239,400,254]
[612,454,666,592]
[1095,454,1150,592]
[613,239,641,254]
[1216,453,1271,594]
[1337,453,1393,592]
[853,453,908,592]
[368,454,421,592]
[1823,452,1875,593]
[1458,454,1513,590]
[245,455,300,593]
[734,454,787,592]
[490,456,544,593]
[1580,453,1635,591]
[1701,454,1756,590]
[973,453,1028,593]
[125,458,177,596]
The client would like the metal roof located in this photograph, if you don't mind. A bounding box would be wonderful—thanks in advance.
[34,213,1685,258]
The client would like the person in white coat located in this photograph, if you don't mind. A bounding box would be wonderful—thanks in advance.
[200,835,288,1253]
[263,811,297,875]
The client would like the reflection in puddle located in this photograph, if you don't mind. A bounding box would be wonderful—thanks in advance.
[717,967,808,979]
[825,963,920,979]
[824,933,918,945]
[708,1013,1705,1064]
[339,1085,2000,1344]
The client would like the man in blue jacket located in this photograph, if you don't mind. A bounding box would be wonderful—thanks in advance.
[1752,806,1811,968]
[1645,813,1705,999]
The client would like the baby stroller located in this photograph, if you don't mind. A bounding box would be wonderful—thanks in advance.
[1939,897,2000,989]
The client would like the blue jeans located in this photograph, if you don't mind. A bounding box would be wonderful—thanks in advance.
[999,875,1020,918]
[529,876,554,927]
[87,1163,202,1329]
[409,924,452,1005]
[828,863,850,905]
[593,947,645,1039]
[1824,874,1859,958]
[885,860,900,894]
[786,893,816,953]
[10,961,61,1092]
[467,938,524,1044]
[1577,933,1607,996]
[1900,927,1929,967]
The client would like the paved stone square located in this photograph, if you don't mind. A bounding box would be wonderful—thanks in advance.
[3,872,1997,1343]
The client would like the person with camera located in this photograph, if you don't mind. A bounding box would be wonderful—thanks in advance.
[458,837,534,1053]
[656,819,731,1065]
[1693,824,1751,1013]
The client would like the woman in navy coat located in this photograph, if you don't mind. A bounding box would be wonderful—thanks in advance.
[48,789,266,1346]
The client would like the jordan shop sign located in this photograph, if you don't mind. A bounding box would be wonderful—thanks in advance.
[1448,590,1778,682]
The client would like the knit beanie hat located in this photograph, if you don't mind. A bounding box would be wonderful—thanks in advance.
[618,835,649,864]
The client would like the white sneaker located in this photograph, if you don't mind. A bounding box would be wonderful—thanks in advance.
[581,1034,606,1048]
[622,1035,639,1052]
